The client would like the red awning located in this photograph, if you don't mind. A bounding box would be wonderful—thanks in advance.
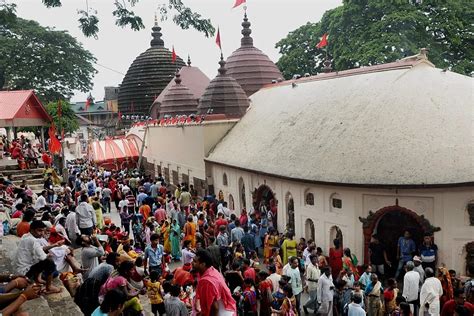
[88,137,141,170]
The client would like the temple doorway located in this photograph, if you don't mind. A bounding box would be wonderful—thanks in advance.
[286,193,295,235]
[360,205,440,276]
[254,185,278,231]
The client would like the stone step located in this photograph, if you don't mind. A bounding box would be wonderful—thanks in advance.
[13,178,44,186]
[0,167,45,176]
[11,171,44,181]
[0,235,83,316]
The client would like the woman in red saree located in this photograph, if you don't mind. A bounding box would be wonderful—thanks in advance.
[329,238,343,279]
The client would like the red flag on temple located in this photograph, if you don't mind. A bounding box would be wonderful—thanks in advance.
[316,33,328,49]
[85,97,91,110]
[172,46,177,63]
[233,0,246,8]
[215,27,222,50]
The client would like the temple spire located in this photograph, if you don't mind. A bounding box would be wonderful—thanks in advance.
[150,14,164,47]
[174,70,182,85]
[187,55,192,66]
[241,12,253,46]
[218,53,227,76]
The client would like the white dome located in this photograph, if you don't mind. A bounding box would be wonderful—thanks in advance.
[207,58,474,186]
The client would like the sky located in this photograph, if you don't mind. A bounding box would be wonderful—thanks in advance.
[14,0,341,102]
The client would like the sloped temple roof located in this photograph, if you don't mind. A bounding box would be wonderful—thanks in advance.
[0,90,51,127]
[206,59,474,187]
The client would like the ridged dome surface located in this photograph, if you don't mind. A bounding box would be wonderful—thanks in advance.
[197,57,249,117]
[118,23,185,116]
[159,73,198,118]
[226,13,282,97]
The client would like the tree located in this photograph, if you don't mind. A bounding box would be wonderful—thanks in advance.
[275,0,474,79]
[46,101,79,134]
[16,0,215,38]
[0,5,97,102]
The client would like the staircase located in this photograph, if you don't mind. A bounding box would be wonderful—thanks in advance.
[0,235,83,315]
[0,162,46,194]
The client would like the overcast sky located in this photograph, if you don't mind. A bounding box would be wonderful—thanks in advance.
[15,0,341,101]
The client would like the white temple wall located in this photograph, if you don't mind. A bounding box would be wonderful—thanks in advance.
[209,163,474,276]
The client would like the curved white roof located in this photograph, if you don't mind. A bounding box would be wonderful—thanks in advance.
[206,59,474,186]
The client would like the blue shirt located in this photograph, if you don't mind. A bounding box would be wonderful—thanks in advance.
[137,193,148,205]
[145,244,164,267]
[398,237,416,262]
[419,244,437,263]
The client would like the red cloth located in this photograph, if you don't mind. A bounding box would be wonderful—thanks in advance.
[215,27,222,50]
[329,247,343,278]
[232,0,246,8]
[441,300,474,316]
[215,218,228,234]
[196,266,236,315]
[172,46,177,63]
[16,221,30,237]
[243,267,256,282]
[173,267,194,287]
[42,153,52,166]
[11,210,23,219]
[154,208,167,224]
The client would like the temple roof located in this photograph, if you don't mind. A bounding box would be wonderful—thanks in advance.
[226,13,282,97]
[207,56,474,187]
[197,56,250,117]
[158,71,198,118]
[118,21,185,117]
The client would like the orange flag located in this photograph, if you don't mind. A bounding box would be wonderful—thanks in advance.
[316,33,328,49]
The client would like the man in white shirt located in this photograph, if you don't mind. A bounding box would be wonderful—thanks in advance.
[75,194,96,235]
[348,294,366,316]
[285,257,303,314]
[419,268,443,316]
[317,267,335,316]
[14,220,61,294]
[267,264,281,293]
[65,208,80,245]
[403,261,420,315]
[34,190,48,210]
[304,254,320,314]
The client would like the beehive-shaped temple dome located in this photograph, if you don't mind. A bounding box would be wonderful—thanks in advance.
[118,20,185,116]
[197,56,249,117]
[159,71,198,118]
[226,13,282,97]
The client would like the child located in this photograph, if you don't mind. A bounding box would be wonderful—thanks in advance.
[165,284,188,316]
[242,278,257,315]
[144,270,165,316]
[352,281,365,309]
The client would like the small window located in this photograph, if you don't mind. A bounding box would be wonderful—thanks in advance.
[332,198,342,209]
[305,193,314,206]
[223,173,228,186]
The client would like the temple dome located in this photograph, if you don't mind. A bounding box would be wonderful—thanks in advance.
[159,71,198,118]
[197,56,249,117]
[118,21,185,117]
[226,13,283,97]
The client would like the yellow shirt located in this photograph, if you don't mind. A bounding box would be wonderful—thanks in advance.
[145,280,163,304]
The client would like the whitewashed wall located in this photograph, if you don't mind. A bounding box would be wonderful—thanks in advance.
[209,163,474,276]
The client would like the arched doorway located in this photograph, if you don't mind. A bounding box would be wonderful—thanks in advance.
[329,225,343,248]
[286,193,295,235]
[228,194,235,210]
[238,177,246,210]
[359,205,441,271]
[305,219,315,241]
[254,185,278,231]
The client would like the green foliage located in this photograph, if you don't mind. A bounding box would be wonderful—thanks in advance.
[112,2,145,32]
[46,101,79,133]
[276,0,474,79]
[29,0,215,38]
[0,10,97,102]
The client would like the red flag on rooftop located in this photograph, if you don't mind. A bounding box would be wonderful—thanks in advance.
[172,46,177,63]
[85,97,91,110]
[316,33,328,49]
[233,0,246,8]
[215,27,222,50]
[48,123,61,155]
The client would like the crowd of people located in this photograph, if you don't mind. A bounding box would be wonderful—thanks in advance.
[0,161,473,316]
[0,134,53,169]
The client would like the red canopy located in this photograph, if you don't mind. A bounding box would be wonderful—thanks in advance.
[88,137,141,170]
